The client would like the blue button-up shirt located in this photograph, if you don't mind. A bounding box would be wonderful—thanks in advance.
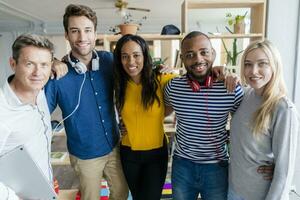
[45,51,119,159]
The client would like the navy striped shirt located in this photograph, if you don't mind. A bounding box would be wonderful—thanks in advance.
[164,75,244,163]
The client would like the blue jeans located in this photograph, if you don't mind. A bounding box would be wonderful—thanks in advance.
[227,187,245,200]
[172,156,228,200]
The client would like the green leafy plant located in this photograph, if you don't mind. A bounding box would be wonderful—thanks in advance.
[226,11,248,26]
[222,12,247,66]
[221,37,243,66]
[210,27,244,67]
[222,26,244,66]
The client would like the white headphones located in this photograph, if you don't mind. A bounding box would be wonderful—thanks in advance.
[67,50,100,74]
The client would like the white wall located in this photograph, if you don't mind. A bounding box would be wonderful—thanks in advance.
[267,0,300,107]
[0,32,15,86]
[47,35,68,59]
[267,0,300,198]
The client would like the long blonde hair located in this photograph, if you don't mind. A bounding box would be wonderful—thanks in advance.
[240,40,287,135]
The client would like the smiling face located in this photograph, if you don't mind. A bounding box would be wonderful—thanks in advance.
[10,46,52,94]
[121,40,144,83]
[65,16,96,60]
[181,35,215,82]
[243,48,273,95]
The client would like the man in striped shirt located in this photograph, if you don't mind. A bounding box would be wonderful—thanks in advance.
[164,31,244,200]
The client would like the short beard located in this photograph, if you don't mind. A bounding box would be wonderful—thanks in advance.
[188,67,212,83]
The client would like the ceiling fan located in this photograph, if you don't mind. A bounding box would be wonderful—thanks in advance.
[96,0,150,13]
[115,0,150,12]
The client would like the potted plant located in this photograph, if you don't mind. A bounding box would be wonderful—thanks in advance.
[221,37,243,67]
[109,13,147,35]
[209,28,243,73]
[226,11,248,34]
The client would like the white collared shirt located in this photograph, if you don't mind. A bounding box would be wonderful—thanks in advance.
[0,79,52,200]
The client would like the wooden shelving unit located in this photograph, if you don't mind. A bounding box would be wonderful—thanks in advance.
[99,34,183,42]
[96,0,267,70]
[208,33,263,39]
[98,34,183,52]
[181,0,267,40]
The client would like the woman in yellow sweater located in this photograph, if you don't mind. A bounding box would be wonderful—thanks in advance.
[113,34,174,200]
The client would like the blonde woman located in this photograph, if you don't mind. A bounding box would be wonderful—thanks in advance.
[228,40,299,200]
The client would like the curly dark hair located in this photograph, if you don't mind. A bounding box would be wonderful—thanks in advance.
[113,34,160,112]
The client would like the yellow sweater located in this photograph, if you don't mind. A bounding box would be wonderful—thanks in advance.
[121,74,175,150]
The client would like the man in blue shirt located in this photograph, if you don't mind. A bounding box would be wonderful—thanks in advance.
[45,4,128,200]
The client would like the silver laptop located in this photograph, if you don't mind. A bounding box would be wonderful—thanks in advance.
[0,145,57,199]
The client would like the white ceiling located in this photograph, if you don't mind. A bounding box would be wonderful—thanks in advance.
[0,0,249,35]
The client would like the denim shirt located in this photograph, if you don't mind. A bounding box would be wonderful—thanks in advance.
[45,51,119,159]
